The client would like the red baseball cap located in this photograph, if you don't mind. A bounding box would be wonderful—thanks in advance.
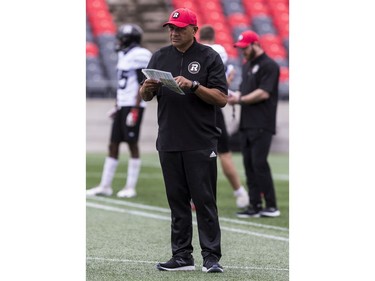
[163,8,197,28]
[234,30,260,48]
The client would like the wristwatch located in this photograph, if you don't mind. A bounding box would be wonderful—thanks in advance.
[190,81,200,92]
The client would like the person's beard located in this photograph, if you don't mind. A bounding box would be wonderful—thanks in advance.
[247,47,256,61]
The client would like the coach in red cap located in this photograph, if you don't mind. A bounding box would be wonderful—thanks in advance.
[229,30,281,219]
[140,8,227,273]
[161,8,199,53]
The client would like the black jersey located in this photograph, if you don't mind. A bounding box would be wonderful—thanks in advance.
[239,53,279,134]
[147,39,228,151]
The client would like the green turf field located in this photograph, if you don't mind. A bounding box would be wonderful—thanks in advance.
[86,152,289,281]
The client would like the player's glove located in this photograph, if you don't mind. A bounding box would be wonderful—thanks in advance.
[126,107,139,127]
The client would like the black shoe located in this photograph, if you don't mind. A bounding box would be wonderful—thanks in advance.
[260,207,280,217]
[202,257,224,273]
[156,256,195,271]
[236,206,261,218]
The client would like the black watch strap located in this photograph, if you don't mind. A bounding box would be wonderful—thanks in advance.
[190,81,200,92]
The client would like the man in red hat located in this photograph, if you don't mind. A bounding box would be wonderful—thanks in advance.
[228,30,281,218]
[140,8,227,273]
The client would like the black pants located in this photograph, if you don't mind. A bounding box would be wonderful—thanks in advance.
[158,149,221,261]
[240,129,278,209]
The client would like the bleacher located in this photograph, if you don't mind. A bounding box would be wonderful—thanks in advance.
[86,0,118,97]
[86,0,289,99]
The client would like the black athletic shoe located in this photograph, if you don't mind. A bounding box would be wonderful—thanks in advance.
[202,258,224,273]
[236,206,261,218]
[260,207,280,217]
[156,256,195,271]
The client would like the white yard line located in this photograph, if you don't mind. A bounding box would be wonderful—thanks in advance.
[219,217,288,232]
[87,196,289,232]
[88,195,171,213]
[220,226,288,242]
[87,256,157,264]
[86,202,170,221]
[86,202,288,242]
[86,256,289,271]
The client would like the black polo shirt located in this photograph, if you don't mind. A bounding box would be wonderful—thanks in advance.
[239,53,279,134]
[146,39,228,151]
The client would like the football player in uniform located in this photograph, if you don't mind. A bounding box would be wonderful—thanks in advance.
[86,24,152,198]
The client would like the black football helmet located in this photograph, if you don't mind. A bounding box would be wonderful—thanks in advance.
[116,24,143,50]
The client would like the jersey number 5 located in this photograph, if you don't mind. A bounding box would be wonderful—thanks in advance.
[118,70,129,90]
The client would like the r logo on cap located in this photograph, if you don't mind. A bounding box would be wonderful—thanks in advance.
[172,12,180,18]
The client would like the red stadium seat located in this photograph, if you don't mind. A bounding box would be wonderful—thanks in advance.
[259,34,283,45]
[244,0,271,17]
[172,0,196,11]
[203,0,221,4]
[222,42,238,58]
[269,2,289,14]
[278,24,289,38]
[86,42,99,57]
[200,1,223,13]
[215,27,234,43]
[272,10,289,23]
[265,0,289,5]
[272,12,289,38]
[259,34,286,59]
[86,0,108,12]
[265,43,287,59]
[279,66,289,82]
[90,18,116,35]
[195,13,206,25]
[88,9,113,22]
[228,13,251,28]
[87,0,116,36]
[206,10,226,22]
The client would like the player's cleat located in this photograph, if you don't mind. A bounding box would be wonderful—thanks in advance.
[236,205,261,218]
[202,257,224,273]
[260,207,280,217]
[235,190,249,209]
[86,186,113,196]
[156,256,195,271]
[116,188,136,198]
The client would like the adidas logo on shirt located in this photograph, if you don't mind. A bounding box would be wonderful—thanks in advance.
[209,151,217,158]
